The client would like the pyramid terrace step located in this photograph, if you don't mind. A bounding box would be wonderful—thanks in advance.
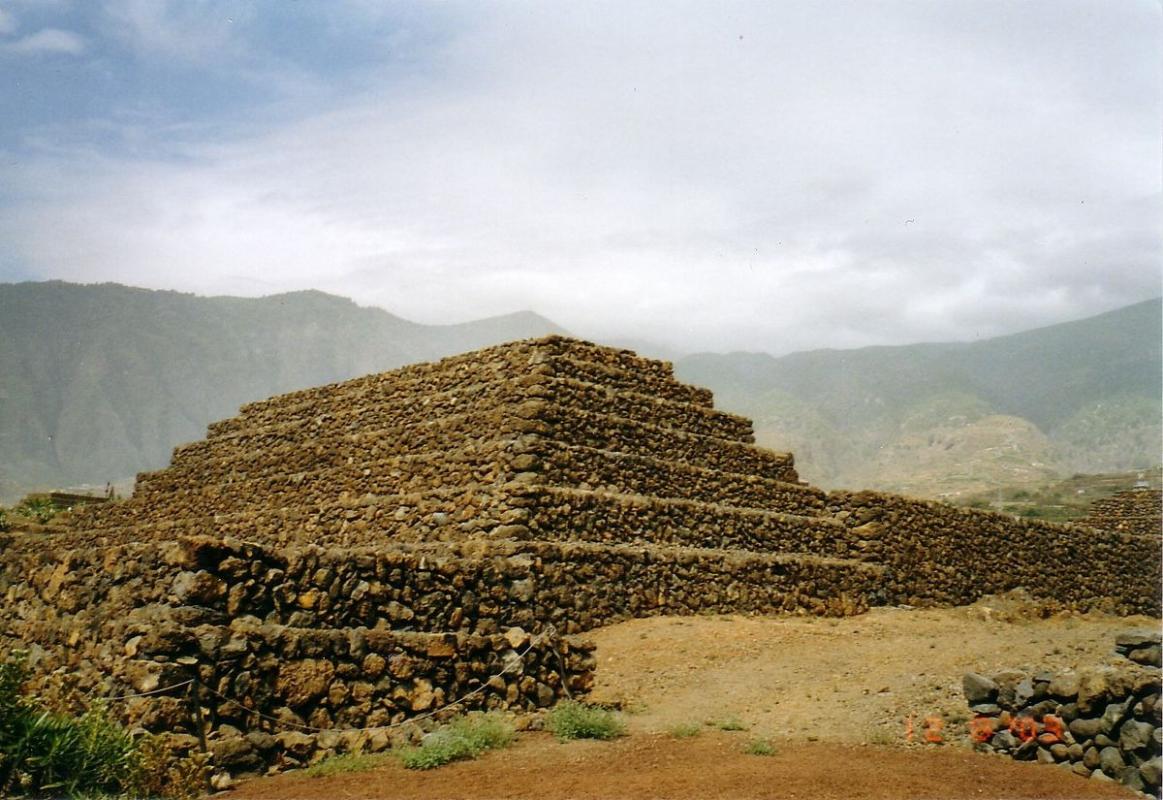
[171,409,525,475]
[229,337,705,429]
[518,486,864,559]
[206,372,750,446]
[536,442,825,516]
[95,445,516,528]
[73,485,517,547]
[537,405,797,482]
[167,400,781,487]
[132,439,518,502]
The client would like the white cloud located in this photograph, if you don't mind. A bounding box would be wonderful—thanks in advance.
[1,2,1159,353]
[101,0,252,63]
[1,27,84,55]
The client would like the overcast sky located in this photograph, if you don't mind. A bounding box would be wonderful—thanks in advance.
[0,1,1158,354]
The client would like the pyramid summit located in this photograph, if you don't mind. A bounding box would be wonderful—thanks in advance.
[1,335,1157,776]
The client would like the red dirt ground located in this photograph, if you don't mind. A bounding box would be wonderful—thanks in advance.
[227,600,1153,799]
[229,732,1138,800]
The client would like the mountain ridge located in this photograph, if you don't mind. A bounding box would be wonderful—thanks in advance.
[1,281,1158,502]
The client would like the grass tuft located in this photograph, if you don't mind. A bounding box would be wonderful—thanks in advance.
[667,722,701,739]
[716,717,747,731]
[305,752,387,778]
[745,737,777,756]
[397,712,514,771]
[545,701,627,741]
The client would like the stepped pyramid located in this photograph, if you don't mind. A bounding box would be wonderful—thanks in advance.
[78,335,855,562]
[1,335,1155,777]
[71,334,882,624]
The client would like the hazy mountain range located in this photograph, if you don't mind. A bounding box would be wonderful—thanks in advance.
[1,281,1158,502]
[676,298,1162,497]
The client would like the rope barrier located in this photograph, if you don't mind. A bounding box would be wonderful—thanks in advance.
[102,678,195,701]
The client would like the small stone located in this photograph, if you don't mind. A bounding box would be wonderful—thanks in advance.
[504,627,530,649]
[172,570,227,605]
[362,653,386,678]
[1100,702,1127,734]
[1118,765,1145,792]
[993,670,1026,710]
[963,672,999,706]
[1014,678,1036,708]
[1140,756,1162,788]
[1049,743,1070,761]
[1048,672,1079,700]
[274,730,315,758]
[1071,762,1092,777]
[1129,645,1163,668]
[426,639,456,658]
[1083,746,1101,770]
[1036,747,1055,764]
[509,579,535,601]
[409,678,435,711]
[1116,630,1162,649]
[1077,668,1113,714]
[991,730,1018,752]
[970,703,1001,715]
[1120,720,1155,752]
[1100,746,1125,777]
[1069,717,1103,740]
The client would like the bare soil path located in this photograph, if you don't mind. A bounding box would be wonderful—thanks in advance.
[230,597,1153,799]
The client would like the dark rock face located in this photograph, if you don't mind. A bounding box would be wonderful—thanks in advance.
[965,651,1163,798]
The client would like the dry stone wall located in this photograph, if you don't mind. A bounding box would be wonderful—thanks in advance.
[962,632,1163,797]
[827,490,1160,616]
[1083,490,1162,538]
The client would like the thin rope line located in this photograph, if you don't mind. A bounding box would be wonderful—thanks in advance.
[101,678,196,701]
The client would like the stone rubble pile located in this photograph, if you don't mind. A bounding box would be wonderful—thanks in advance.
[963,631,1163,797]
[1,335,1158,782]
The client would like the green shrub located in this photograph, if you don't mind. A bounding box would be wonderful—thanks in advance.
[397,712,515,771]
[745,737,777,756]
[1,653,136,796]
[306,752,387,778]
[0,651,206,798]
[667,722,701,739]
[545,701,627,741]
[16,498,56,525]
[716,717,747,731]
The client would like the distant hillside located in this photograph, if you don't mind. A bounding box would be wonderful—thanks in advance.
[2,282,1158,503]
[0,281,565,501]
[676,298,1163,498]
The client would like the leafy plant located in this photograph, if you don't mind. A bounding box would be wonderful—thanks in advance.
[125,735,211,800]
[306,751,387,778]
[397,712,515,771]
[545,701,626,741]
[744,737,777,756]
[16,498,56,525]
[667,722,701,739]
[0,651,206,798]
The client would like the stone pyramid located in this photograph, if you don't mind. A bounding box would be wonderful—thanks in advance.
[1,335,1155,777]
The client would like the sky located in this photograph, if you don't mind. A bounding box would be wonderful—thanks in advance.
[0,0,1159,355]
